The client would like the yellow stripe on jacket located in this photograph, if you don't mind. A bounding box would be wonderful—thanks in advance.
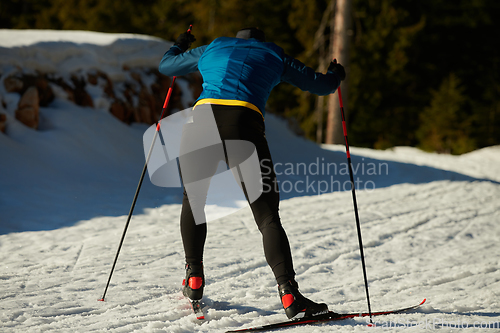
[193,99,264,119]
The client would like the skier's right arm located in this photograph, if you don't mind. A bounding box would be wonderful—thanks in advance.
[281,55,345,96]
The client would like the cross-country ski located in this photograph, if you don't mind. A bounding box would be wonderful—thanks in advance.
[226,299,426,332]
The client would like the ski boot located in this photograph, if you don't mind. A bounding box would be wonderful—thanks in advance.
[278,280,329,319]
[182,262,205,301]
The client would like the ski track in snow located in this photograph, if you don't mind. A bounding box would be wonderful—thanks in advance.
[1,30,500,332]
[1,181,499,332]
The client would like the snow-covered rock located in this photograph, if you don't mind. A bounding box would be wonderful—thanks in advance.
[0,30,199,134]
[15,86,39,128]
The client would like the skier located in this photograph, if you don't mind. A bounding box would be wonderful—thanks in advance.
[159,27,345,319]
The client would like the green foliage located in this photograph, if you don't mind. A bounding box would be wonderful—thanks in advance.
[417,74,475,154]
[284,0,330,140]
[0,0,53,29]
[348,0,425,148]
[347,0,500,153]
[185,0,301,52]
[2,0,500,154]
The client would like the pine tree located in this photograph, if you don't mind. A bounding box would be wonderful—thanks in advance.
[417,73,475,154]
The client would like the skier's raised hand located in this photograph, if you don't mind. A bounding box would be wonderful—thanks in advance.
[328,61,346,81]
[174,32,196,52]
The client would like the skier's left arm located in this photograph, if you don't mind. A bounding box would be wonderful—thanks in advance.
[159,45,207,76]
[159,32,207,76]
[281,55,345,95]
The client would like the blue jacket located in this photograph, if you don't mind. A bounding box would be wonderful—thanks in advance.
[159,37,341,117]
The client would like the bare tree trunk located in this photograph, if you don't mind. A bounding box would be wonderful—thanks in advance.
[313,0,335,144]
[315,95,324,143]
[326,0,351,144]
[315,29,327,144]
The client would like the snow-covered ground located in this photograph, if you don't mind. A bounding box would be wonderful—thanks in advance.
[1,30,500,332]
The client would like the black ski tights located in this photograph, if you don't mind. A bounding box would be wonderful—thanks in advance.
[179,105,295,285]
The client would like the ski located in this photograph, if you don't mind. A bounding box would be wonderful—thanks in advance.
[189,299,205,320]
[225,299,426,332]
[182,278,205,320]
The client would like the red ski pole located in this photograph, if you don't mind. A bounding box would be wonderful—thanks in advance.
[333,59,373,323]
[99,24,193,302]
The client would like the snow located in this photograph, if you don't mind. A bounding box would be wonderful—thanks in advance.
[0,29,171,79]
[1,30,500,332]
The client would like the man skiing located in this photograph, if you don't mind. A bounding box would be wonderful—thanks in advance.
[159,27,345,319]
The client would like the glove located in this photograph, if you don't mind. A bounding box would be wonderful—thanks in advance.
[174,32,196,52]
[328,61,346,81]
